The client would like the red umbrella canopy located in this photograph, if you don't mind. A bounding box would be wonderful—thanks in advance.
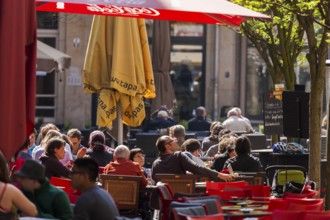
[36,0,270,26]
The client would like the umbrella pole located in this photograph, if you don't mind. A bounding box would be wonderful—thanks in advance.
[117,102,123,145]
[213,25,220,121]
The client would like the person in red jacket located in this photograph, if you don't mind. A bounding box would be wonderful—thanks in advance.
[103,145,148,189]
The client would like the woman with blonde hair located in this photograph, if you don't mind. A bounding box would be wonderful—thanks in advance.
[33,129,62,162]
[0,151,37,219]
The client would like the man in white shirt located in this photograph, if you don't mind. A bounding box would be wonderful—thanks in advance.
[233,107,253,128]
[222,109,253,133]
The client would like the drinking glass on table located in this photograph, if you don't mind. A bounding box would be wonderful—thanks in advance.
[144,168,154,185]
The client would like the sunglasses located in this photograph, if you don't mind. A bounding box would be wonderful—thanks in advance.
[165,138,177,145]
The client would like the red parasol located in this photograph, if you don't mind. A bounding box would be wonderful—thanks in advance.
[36,0,270,26]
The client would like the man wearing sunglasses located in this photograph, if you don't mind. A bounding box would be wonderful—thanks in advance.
[151,135,234,182]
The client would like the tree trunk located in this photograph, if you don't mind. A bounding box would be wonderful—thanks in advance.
[308,65,325,191]
[326,101,330,210]
[297,11,328,195]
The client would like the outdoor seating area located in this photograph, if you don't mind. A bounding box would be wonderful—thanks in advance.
[43,166,321,220]
[3,0,330,219]
[144,179,323,220]
[38,143,324,220]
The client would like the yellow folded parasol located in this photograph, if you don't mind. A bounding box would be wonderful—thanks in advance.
[84,16,155,128]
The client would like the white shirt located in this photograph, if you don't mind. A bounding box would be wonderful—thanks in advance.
[222,116,253,133]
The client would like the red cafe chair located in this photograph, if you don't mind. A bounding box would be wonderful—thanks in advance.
[215,188,252,200]
[50,177,72,192]
[303,211,330,220]
[172,206,207,220]
[50,177,81,204]
[206,181,246,191]
[259,198,286,220]
[225,184,271,198]
[285,200,324,211]
[186,197,223,215]
[283,189,319,199]
[186,213,226,220]
[151,183,178,220]
[284,197,324,205]
[271,210,304,220]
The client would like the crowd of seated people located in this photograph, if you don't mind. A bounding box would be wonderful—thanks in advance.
[4,105,266,219]
[151,135,234,182]
[7,122,119,219]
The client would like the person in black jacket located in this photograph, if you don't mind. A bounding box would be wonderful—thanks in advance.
[187,106,211,131]
[40,138,72,179]
[223,135,262,172]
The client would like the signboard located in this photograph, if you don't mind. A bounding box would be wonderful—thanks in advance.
[282,90,309,138]
[263,93,283,135]
[67,67,82,86]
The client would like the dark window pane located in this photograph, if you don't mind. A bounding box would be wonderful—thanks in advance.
[170,49,203,121]
[36,109,55,117]
[36,97,55,106]
[36,72,55,94]
[38,37,56,47]
[37,12,58,29]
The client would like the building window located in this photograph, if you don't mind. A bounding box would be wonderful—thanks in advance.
[37,12,58,29]
[146,21,206,122]
[36,12,59,123]
[170,45,204,121]
[245,42,272,119]
[36,37,57,122]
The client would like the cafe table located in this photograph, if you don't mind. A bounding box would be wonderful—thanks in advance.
[223,210,272,218]
[222,205,268,211]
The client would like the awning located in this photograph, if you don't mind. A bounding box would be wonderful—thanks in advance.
[37,40,71,72]
[36,0,271,26]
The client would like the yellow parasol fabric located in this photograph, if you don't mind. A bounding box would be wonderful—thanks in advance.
[84,16,155,127]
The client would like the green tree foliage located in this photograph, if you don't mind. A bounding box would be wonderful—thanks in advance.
[233,0,330,205]
[232,0,305,90]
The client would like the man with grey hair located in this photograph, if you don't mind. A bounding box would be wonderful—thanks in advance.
[187,106,211,131]
[222,108,253,133]
[233,107,253,128]
[103,145,150,219]
[147,110,176,131]
[103,145,148,189]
